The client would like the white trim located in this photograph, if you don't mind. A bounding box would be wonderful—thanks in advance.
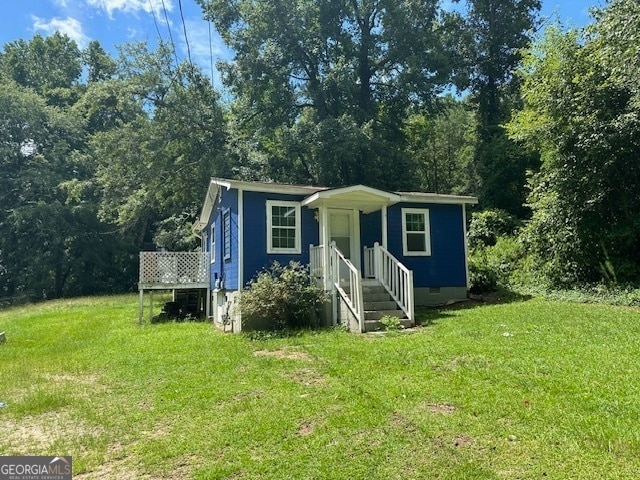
[327,208,360,270]
[222,209,231,260]
[402,208,432,256]
[210,222,215,264]
[382,205,388,249]
[397,192,478,205]
[238,189,244,288]
[302,184,400,211]
[462,204,470,289]
[266,200,302,254]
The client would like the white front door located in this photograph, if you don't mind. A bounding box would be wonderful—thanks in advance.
[328,209,360,270]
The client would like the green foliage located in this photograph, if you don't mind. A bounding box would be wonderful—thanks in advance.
[239,261,329,330]
[405,96,478,195]
[468,208,519,249]
[458,0,542,216]
[379,315,404,332]
[198,0,458,190]
[508,0,640,287]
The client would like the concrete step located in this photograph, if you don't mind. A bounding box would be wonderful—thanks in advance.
[364,300,398,310]
[364,309,406,321]
[362,293,394,302]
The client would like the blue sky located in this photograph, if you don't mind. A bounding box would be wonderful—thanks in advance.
[0,0,604,85]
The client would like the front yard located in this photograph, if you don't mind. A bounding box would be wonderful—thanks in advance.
[1,295,639,479]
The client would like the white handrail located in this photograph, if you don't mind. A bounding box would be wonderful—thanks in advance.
[366,243,414,323]
[330,242,364,333]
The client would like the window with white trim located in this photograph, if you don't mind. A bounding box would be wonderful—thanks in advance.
[223,210,231,260]
[267,200,301,254]
[210,222,216,263]
[402,208,431,256]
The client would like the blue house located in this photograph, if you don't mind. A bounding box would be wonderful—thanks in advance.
[185,178,477,332]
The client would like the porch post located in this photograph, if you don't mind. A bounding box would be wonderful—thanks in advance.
[373,242,381,280]
[321,207,330,290]
[138,289,144,324]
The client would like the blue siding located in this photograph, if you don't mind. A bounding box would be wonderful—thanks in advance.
[387,203,467,288]
[242,190,319,286]
[360,210,382,251]
[207,188,239,290]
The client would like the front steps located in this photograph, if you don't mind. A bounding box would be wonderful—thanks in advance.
[360,280,413,332]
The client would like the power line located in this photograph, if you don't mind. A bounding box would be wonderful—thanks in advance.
[178,0,193,68]
[148,0,164,43]
[160,0,180,68]
[207,3,215,85]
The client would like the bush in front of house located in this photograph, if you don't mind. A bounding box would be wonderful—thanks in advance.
[239,261,329,330]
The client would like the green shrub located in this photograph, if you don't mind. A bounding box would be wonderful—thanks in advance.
[468,209,520,249]
[239,261,329,330]
[469,235,534,293]
[468,258,498,294]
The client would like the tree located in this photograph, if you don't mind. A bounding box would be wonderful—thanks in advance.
[89,43,229,248]
[508,0,640,286]
[405,96,477,194]
[457,0,541,216]
[0,81,136,300]
[198,0,458,190]
[0,33,82,106]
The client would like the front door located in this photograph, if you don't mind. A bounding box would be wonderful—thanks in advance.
[328,209,359,270]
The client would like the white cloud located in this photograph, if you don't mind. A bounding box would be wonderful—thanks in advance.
[32,15,90,47]
[85,0,174,17]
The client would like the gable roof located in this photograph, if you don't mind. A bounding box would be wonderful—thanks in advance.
[302,184,401,214]
[193,177,478,233]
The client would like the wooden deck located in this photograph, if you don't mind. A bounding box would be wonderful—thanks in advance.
[138,251,209,289]
[138,251,210,322]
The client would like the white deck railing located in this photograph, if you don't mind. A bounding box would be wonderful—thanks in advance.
[330,242,364,333]
[309,244,325,287]
[363,243,414,323]
[139,251,210,288]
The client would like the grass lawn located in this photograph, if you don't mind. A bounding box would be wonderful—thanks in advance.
[1,294,640,479]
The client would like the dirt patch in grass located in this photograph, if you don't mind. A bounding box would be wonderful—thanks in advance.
[290,368,326,386]
[452,434,474,448]
[426,403,456,415]
[74,458,148,480]
[253,348,312,361]
[297,420,316,436]
[0,410,103,453]
[433,434,474,449]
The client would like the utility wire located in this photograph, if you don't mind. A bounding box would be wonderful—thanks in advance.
[178,0,193,68]
[160,0,180,68]
[207,2,215,85]
[148,0,164,43]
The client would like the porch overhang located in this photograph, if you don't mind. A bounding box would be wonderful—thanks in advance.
[302,185,400,214]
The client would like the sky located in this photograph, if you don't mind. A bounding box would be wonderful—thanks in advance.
[0,0,605,87]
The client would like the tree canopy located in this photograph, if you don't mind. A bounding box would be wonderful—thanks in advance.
[508,0,640,286]
[7,0,640,301]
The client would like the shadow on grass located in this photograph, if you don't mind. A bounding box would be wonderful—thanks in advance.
[416,287,533,327]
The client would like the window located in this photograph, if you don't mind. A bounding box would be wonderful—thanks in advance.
[267,200,301,254]
[210,222,216,263]
[223,210,231,260]
[402,208,431,256]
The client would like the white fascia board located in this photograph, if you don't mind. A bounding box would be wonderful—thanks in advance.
[396,192,479,205]
[212,177,327,196]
